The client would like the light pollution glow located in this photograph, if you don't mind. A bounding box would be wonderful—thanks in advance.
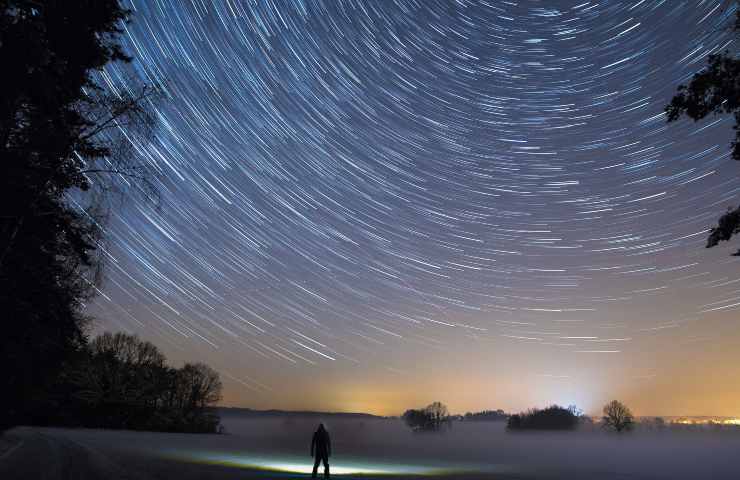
[92,0,740,418]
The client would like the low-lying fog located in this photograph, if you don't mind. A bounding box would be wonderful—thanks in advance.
[219,415,738,478]
[27,414,740,479]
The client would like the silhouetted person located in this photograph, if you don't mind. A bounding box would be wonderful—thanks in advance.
[310,423,331,478]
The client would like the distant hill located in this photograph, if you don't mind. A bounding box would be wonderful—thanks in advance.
[217,407,388,419]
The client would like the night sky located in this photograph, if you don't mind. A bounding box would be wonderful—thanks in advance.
[89,0,740,416]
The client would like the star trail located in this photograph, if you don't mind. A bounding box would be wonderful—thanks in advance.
[89,0,740,416]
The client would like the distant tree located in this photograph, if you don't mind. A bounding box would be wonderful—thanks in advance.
[602,400,634,433]
[506,413,522,430]
[402,408,430,431]
[424,401,450,430]
[665,3,740,255]
[403,401,450,432]
[0,0,158,430]
[639,416,666,430]
[463,409,509,422]
[507,405,580,431]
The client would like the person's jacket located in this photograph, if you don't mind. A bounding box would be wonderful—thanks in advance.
[311,428,331,457]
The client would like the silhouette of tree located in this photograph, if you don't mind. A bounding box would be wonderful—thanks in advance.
[666,3,740,255]
[602,400,634,433]
[73,333,168,427]
[424,401,450,430]
[506,404,581,431]
[463,409,508,421]
[176,362,223,412]
[402,408,430,431]
[64,332,222,432]
[90,332,166,365]
[0,1,158,429]
[402,401,451,432]
[706,207,740,255]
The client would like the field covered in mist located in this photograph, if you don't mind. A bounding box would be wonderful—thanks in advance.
[216,415,739,479]
[2,413,739,479]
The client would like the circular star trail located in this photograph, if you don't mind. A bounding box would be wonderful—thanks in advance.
[90,1,740,414]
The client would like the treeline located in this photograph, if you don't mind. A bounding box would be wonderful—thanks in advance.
[461,409,508,422]
[401,400,637,434]
[507,405,584,431]
[36,332,223,433]
[507,401,634,432]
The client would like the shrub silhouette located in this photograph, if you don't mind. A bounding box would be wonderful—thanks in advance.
[463,409,509,421]
[403,401,450,432]
[507,405,580,431]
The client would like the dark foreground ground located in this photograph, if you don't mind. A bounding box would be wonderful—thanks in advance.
[1,416,739,479]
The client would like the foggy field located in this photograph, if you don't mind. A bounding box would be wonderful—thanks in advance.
[2,413,740,479]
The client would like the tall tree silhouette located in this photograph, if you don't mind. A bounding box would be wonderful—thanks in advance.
[666,3,740,255]
[0,0,157,429]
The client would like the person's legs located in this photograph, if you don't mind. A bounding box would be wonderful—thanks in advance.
[312,455,321,478]
[322,454,330,478]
